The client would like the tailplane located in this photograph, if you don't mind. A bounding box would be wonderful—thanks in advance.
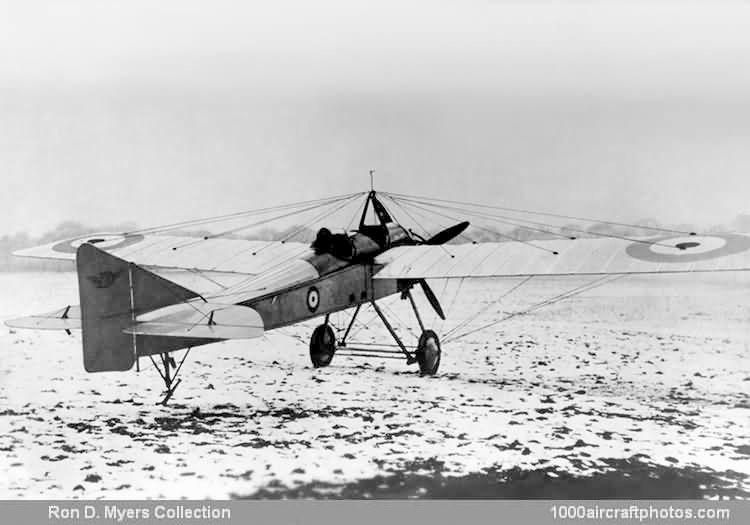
[9,243,264,373]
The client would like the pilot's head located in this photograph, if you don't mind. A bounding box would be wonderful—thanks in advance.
[311,227,332,254]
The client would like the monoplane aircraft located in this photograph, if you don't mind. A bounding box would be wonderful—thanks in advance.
[7,187,750,403]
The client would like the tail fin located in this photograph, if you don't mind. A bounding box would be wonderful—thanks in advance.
[76,243,200,372]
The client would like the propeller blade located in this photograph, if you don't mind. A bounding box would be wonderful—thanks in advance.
[419,279,445,320]
[425,221,470,245]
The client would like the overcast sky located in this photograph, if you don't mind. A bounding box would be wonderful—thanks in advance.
[2,0,750,235]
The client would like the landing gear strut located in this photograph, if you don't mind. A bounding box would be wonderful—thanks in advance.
[308,285,443,375]
[370,300,418,364]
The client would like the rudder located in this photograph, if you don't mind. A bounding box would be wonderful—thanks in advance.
[76,243,199,372]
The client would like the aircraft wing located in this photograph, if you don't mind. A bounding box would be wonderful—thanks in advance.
[373,233,750,279]
[14,232,311,276]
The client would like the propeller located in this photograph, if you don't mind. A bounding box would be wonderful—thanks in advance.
[407,221,469,320]
[424,221,470,245]
[418,279,445,320]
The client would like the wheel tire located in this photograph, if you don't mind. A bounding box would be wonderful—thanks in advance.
[416,329,441,376]
[310,324,336,368]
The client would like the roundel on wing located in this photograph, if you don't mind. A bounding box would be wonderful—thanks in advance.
[625,233,750,263]
[52,233,145,254]
[307,287,320,312]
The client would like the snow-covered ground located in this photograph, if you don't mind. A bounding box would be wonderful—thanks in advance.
[1,272,749,498]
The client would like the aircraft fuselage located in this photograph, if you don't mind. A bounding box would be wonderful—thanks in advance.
[242,230,404,331]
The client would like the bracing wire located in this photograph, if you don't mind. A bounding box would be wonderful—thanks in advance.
[382,194,456,258]
[171,194,358,251]
[381,301,418,340]
[391,195,680,250]
[386,195,476,245]
[431,277,451,327]
[346,296,401,343]
[438,276,465,334]
[125,191,365,236]
[244,193,365,259]
[212,194,365,291]
[398,198,561,255]
[343,307,378,341]
[381,194,433,239]
[121,197,349,260]
[345,193,367,231]
[391,195,576,241]
[444,274,624,344]
[385,191,697,237]
[442,275,534,340]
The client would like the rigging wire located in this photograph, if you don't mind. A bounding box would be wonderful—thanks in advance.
[381,194,432,239]
[444,274,624,344]
[386,196,476,245]
[129,203,322,260]
[382,194,456,258]
[442,275,534,340]
[342,306,378,341]
[391,195,680,250]
[345,193,367,231]
[391,195,576,241]
[346,296,402,342]
[212,194,364,292]
[381,301,418,340]
[431,277,451,327]
[170,194,356,252]
[384,191,697,237]
[244,193,364,259]
[126,192,365,236]
[121,198,344,259]
[438,277,465,335]
[397,198,561,255]
[211,219,371,290]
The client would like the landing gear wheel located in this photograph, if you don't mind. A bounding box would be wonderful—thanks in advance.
[310,324,336,368]
[416,329,441,376]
